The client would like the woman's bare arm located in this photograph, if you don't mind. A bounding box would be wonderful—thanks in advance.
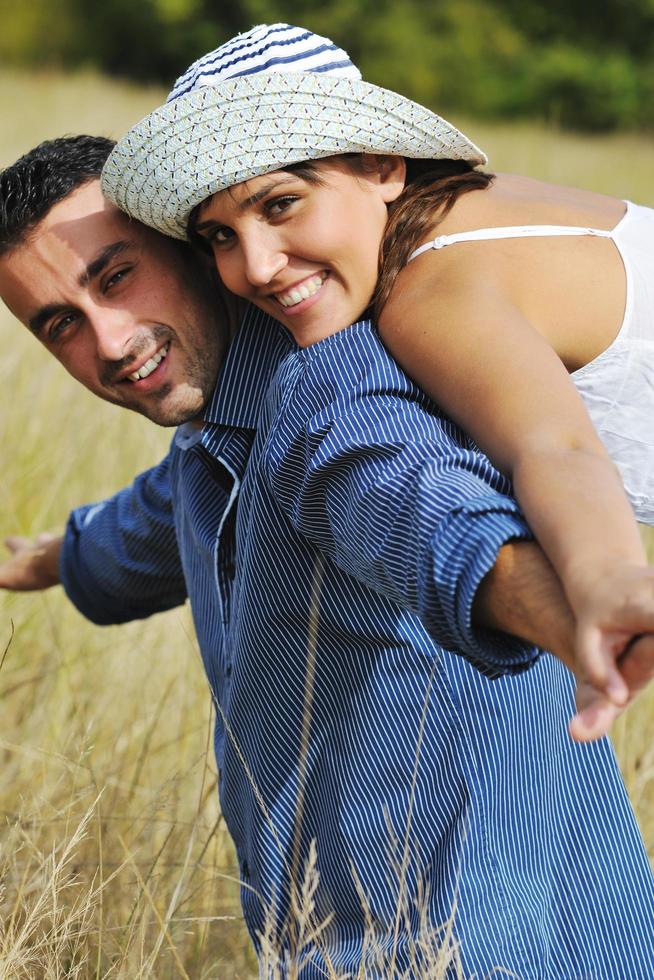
[380,252,654,706]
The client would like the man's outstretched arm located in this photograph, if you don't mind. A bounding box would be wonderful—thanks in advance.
[0,453,187,624]
[474,538,575,665]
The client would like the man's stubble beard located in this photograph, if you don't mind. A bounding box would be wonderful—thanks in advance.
[132,340,224,427]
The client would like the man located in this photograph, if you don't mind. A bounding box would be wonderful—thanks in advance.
[1,136,653,978]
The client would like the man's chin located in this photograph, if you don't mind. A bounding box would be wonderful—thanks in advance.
[121,385,209,427]
[142,406,204,427]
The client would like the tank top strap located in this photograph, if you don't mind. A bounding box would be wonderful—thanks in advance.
[407,224,614,263]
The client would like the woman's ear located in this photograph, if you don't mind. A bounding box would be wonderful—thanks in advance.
[375,155,407,203]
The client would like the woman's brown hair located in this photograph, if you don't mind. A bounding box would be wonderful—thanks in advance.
[374,159,494,316]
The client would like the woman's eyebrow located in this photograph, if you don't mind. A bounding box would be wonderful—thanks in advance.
[235,176,297,212]
[195,177,298,233]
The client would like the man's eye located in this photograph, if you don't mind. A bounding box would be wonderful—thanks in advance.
[105,266,132,290]
[266,195,298,216]
[49,313,78,341]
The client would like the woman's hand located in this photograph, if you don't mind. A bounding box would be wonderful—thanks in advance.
[570,632,654,740]
[569,566,654,740]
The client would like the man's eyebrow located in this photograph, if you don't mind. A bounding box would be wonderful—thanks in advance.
[194,176,298,233]
[79,240,133,287]
[29,303,68,336]
[29,240,134,335]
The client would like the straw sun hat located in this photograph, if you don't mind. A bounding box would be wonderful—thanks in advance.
[102,22,487,241]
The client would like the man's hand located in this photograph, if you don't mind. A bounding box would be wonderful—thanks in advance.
[474,539,577,667]
[473,539,654,742]
[0,534,62,591]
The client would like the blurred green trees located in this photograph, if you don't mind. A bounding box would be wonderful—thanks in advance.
[1,0,652,131]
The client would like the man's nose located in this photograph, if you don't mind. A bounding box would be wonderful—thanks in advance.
[242,231,288,288]
[90,308,137,361]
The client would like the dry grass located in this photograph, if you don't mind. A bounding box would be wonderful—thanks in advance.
[0,69,166,161]
[0,69,652,978]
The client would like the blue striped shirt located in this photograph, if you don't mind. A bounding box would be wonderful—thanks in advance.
[61,308,654,977]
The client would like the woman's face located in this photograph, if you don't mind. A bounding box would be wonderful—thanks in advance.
[193,156,405,347]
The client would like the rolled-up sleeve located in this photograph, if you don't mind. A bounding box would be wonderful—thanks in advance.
[265,372,537,675]
[60,452,187,625]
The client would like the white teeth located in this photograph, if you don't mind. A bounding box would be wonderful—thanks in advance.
[277,273,326,308]
[128,342,170,382]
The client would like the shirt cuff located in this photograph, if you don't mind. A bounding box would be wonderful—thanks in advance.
[60,504,124,624]
[60,500,187,625]
[423,497,540,676]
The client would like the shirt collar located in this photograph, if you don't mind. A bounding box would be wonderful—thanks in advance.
[202,305,295,430]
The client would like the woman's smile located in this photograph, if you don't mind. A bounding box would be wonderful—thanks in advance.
[274,271,328,310]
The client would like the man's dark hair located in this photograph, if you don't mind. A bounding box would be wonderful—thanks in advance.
[0,135,116,255]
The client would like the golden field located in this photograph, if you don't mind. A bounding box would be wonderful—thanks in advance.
[0,69,652,978]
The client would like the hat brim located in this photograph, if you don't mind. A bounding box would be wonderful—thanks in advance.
[102,72,487,240]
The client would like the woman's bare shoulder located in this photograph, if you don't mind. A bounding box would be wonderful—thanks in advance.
[437,173,625,236]
[383,173,627,370]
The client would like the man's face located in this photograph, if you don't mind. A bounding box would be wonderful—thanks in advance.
[0,180,226,426]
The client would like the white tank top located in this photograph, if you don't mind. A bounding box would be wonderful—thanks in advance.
[407,202,654,524]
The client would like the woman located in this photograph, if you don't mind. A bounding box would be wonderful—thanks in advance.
[102,22,654,734]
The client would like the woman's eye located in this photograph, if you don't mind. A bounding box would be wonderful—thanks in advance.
[210,227,235,245]
[266,195,298,217]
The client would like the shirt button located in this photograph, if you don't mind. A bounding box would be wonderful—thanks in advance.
[225,662,233,677]
[241,860,250,879]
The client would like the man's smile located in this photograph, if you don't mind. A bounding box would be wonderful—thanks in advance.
[126,340,171,382]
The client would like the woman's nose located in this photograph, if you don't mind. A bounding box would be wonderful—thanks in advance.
[242,231,288,288]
